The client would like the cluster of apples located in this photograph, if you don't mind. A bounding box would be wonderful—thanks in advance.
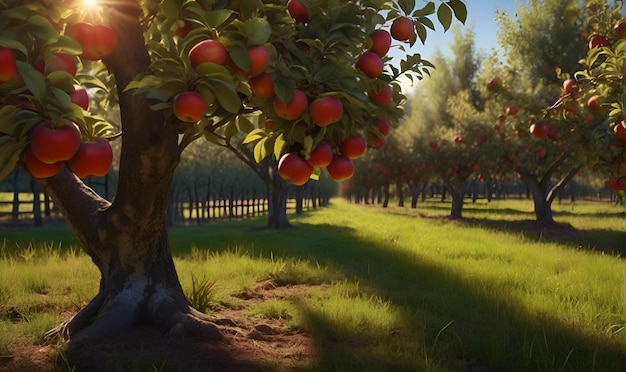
[0,20,119,179]
[24,122,113,179]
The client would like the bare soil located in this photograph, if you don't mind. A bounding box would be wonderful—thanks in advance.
[0,281,319,372]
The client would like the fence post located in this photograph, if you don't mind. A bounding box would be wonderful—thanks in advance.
[31,180,42,227]
[11,169,19,222]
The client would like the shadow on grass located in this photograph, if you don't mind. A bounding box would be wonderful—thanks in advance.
[175,217,623,371]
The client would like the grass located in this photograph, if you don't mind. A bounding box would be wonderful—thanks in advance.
[0,197,624,371]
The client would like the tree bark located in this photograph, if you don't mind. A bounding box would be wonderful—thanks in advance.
[443,178,467,220]
[264,170,292,229]
[37,2,220,347]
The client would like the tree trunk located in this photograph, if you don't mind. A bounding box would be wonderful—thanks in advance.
[37,4,220,347]
[396,182,404,207]
[519,171,555,224]
[443,178,467,220]
[264,171,291,229]
[382,183,390,208]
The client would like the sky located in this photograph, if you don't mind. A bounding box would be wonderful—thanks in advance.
[396,0,520,94]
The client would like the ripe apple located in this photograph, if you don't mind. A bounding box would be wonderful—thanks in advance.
[264,119,275,131]
[615,19,626,39]
[356,51,384,78]
[0,47,16,81]
[505,106,518,115]
[587,95,601,111]
[66,23,118,60]
[366,131,387,149]
[326,155,353,182]
[69,84,89,110]
[68,139,113,178]
[278,152,312,186]
[273,89,308,120]
[310,96,343,127]
[454,135,463,143]
[23,148,63,179]
[189,39,228,68]
[589,34,610,49]
[498,115,506,123]
[529,123,548,138]
[370,30,392,57]
[249,72,275,98]
[173,91,207,122]
[487,76,501,91]
[563,79,578,96]
[614,119,626,141]
[287,0,309,24]
[548,127,561,141]
[535,148,546,159]
[30,122,81,164]
[340,134,366,159]
[368,84,392,105]
[377,118,391,136]
[618,177,626,190]
[175,20,193,38]
[232,45,270,77]
[307,141,333,168]
[493,124,501,131]
[45,52,77,76]
[391,16,414,41]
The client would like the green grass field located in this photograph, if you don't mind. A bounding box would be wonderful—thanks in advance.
[0,198,624,371]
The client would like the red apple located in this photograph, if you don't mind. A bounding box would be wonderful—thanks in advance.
[454,135,463,143]
[245,45,270,77]
[278,152,312,186]
[391,16,414,41]
[189,39,228,68]
[249,72,274,98]
[563,79,578,96]
[310,96,343,127]
[307,141,333,168]
[429,141,438,149]
[368,84,392,105]
[326,155,353,182]
[173,91,207,122]
[535,148,546,159]
[69,84,89,110]
[498,115,506,123]
[287,0,309,24]
[23,147,62,179]
[356,51,384,78]
[529,123,548,138]
[587,95,601,111]
[366,131,387,149]
[493,124,501,131]
[264,119,275,131]
[505,106,518,115]
[0,47,16,81]
[46,52,77,76]
[68,139,113,178]
[589,34,610,49]
[66,23,118,60]
[615,19,626,39]
[273,89,308,120]
[487,76,501,91]
[618,177,626,190]
[377,118,391,136]
[175,20,193,38]
[614,119,626,141]
[340,134,366,159]
[548,127,561,141]
[30,122,81,164]
[370,30,391,57]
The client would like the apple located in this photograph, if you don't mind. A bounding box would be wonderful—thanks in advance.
[23,148,63,179]
[429,141,438,149]
[614,119,626,141]
[264,119,275,131]
[69,84,89,110]
[0,47,16,81]
[535,148,546,159]
[278,152,312,186]
[487,76,501,91]
[618,177,626,190]
[391,16,414,41]
[370,30,391,57]
[307,141,333,168]
[356,51,384,78]
[615,19,626,39]
[273,89,308,120]
[587,95,601,111]
[589,34,610,49]
[232,45,270,77]
[454,135,463,143]
[366,131,387,149]
[44,52,77,76]
[173,91,207,122]
[287,0,309,24]
[529,123,548,138]
[493,124,501,131]
[66,23,118,60]
[505,106,518,115]
[563,79,578,96]
[30,122,81,164]
[340,134,366,159]
[377,118,391,136]
[309,96,343,127]
[326,155,353,182]
[68,139,113,178]
[189,39,228,68]
[498,115,506,123]
[548,127,561,141]
[249,72,275,98]
[175,20,193,38]
[368,84,392,105]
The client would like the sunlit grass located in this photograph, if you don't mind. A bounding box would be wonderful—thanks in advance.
[0,198,623,371]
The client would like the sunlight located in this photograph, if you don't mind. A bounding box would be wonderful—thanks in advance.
[82,0,100,9]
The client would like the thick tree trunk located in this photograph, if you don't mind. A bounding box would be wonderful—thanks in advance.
[382,183,390,208]
[519,166,579,225]
[264,172,291,229]
[443,178,468,220]
[37,3,220,347]
[396,182,404,207]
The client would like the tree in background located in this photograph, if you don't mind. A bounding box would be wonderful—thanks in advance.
[0,0,466,347]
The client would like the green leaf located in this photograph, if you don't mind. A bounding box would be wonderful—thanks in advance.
[0,39,28,56]
[76,74,108,91]
[24,15,59,41]
[413,2,435,17]
[0,106,20,135]
[161,0,181,19]
[237,115,255,133]
[245,18,271,45]
[273,134,286,159]
[16,61,46,102]
[254,136,268,162]
[398,0,416,15]
[208,80,242,113]
[45,35,82,55]
[205,9,235,29]
[448,0,467,24]
[437,3,453,31]
[224,117,239,139]
[203,131,220,144]
[0,137,26,182]
[414,22,427,44]
[229,46,250,72]
[243,128,267,144]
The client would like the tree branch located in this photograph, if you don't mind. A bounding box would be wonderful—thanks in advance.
[546,165,580,205]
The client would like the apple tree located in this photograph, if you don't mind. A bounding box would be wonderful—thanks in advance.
[0,0,468,346]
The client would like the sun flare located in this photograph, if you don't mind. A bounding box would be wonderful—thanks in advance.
[82,0,100,9]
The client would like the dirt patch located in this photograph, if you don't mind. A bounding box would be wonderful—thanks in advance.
[0,281,319,372]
